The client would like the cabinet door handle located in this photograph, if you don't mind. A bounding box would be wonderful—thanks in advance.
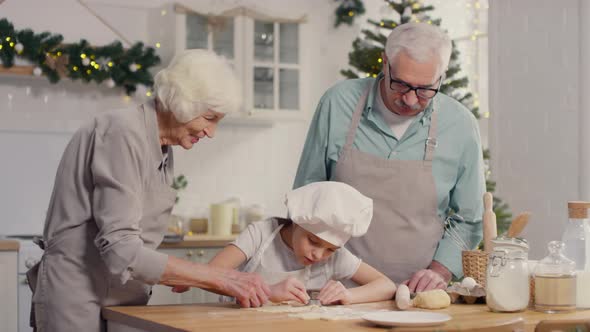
[197,250,205,257]
[186,250,194,257]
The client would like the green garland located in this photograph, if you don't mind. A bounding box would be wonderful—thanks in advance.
[0,18,160,95]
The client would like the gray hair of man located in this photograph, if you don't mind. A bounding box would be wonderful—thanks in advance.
[153,49,242,123]
[385,22,452,78]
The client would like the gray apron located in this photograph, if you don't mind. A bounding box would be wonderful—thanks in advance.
[27,148,176,330]
[332,82,443,283]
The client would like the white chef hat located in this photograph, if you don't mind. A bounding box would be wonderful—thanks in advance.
[285,181,373,247]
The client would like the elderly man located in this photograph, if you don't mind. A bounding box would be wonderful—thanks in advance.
[293,22,485,292]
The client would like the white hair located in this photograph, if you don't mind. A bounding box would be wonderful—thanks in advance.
[385,22,452,77]
[154,49,242,123]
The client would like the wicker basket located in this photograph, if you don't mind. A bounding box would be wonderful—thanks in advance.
[462,250,489,288]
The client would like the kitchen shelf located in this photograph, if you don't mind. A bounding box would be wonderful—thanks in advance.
[223,109,310,127]
[220,113,275,127]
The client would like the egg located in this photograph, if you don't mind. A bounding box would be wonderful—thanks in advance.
[461,276,477,290]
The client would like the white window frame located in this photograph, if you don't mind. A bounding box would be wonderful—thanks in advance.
[175,12,307,122]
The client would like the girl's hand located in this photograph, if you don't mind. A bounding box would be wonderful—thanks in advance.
[318,280,352,305]
[269,277,309,304]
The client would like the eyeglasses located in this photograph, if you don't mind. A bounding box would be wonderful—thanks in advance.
[388,65,442,99]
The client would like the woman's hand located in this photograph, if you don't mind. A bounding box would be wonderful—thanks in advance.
[159,255,270,308]
[318,280,352,305]
[171,285,190,293]
[269,277,309,304]
[218,269,272,308]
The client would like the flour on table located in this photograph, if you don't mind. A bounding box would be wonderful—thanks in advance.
[249,302,385,320]
[250,304,319,313]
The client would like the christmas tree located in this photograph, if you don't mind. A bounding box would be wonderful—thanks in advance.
[336,0,512,235]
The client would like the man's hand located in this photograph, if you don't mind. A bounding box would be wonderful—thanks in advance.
[403,261,452,293]
[269,277,309,304]
[318,280,352,305]
[217,270,271,308]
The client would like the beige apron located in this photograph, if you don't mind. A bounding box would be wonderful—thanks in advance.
[332,82,443,283]
[27,153,176,331]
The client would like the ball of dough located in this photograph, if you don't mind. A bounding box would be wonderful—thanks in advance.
[395,284,411,310]
[412,289,451,309]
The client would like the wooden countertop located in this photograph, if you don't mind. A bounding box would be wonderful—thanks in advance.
[158,234,236,249]
[102,301,590,332]
[0,240,19,251]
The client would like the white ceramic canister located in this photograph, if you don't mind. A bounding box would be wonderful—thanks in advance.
[210,203,233,236]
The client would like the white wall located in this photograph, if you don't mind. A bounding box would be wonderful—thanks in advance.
[0,0,480,234]
[0,0,372,234]
[489,0,580,259]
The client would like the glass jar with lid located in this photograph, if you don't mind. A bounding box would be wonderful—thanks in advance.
[534,241,577,312]
[561,201,590,309]
[491,236,529,252]
[486,246,530,312]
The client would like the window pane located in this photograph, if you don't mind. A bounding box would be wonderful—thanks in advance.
[254,21,274,62]
[254,67,274,109]
[212,17,234,59]
[279,23,298,64]
[186,14,208,49]
[279,69,299,110]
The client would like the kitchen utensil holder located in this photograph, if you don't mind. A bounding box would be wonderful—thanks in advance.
[462,250,489,288]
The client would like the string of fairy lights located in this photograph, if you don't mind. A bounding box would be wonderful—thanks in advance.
[0,18,160,96]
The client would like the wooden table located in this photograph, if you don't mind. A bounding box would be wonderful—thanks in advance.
[102,301,590,332]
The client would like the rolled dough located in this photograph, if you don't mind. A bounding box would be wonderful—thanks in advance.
[249,302,385,320]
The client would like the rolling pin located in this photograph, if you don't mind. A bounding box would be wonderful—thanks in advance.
[483,192,497,252]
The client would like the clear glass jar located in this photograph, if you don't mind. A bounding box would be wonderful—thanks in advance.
[486,247,530,312]
[534,241,577,313]
[561,201,590,309]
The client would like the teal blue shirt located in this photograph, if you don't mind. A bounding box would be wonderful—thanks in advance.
[293,74,485,278]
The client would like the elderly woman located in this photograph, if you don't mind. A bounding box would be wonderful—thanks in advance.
[27,50,270,331]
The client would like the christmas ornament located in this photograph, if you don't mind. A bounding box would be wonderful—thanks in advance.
[129,63,139,72]
[33,67,42,76]
[98,58,110,70]
[14,43,23,53]
[44,53,69,76]
[402,6,412,17]
[105,78,116,88]
[82,57,90,66]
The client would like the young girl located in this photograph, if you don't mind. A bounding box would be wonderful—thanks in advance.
[209,181,396,305]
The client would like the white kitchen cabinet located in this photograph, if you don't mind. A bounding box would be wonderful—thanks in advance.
[148,247,223,305]
[192,248,224,304]
[0,250,18,332]
[148,248,185,305]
